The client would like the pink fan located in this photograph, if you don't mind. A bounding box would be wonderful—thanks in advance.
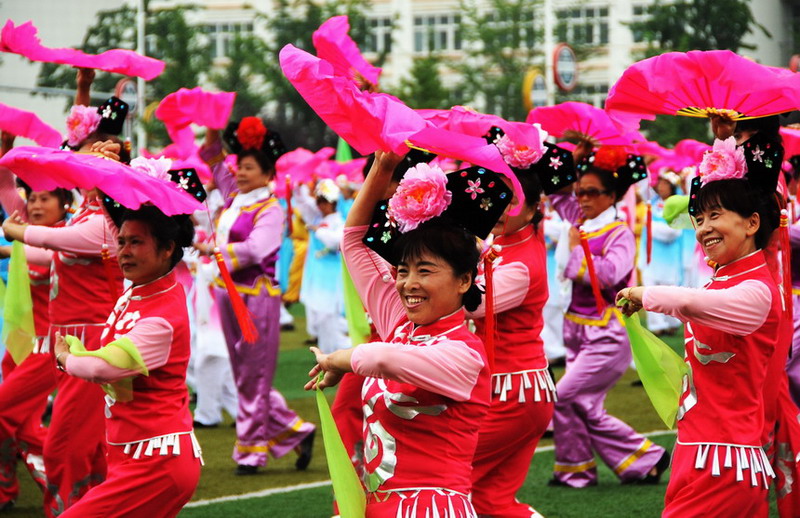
[0,20,165,80]
[634,140,670,159]
[155,87,235,135]
[606,50,800,131]
[279,44,429,155]
[274,147,335,197]
[674,139,711,166]
[312,15,382,90]
[418,105,544,148]
[0,102,62,147]
[527,102,636,146]
[0,147,204,215]
[780,127,800,158]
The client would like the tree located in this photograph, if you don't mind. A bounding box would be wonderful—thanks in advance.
[261,0,375,150]
[209,35,271,122]
[455,0,542,122]
[395,53,459,110]
[629,0,768,145]
[36,5,211,147]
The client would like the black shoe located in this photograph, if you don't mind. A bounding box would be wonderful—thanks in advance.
[303,337,318,345]
[630,379,644,387]
[0,500,15,512]
[629,450,671,485]
[280,323,296,331]
[295,429,315,471]
[192,420,219,429]
[235,464,258,476]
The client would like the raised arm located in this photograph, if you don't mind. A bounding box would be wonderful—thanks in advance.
[200,130,236,200]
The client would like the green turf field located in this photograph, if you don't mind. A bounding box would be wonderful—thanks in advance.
[4,314,781,517]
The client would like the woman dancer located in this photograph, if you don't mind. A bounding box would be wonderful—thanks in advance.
[618,137,781,517]
[307,151,512,517]
[468,139,574,516]
[198,121,314,475]
[548,146,668,487]
[54,202,202,518]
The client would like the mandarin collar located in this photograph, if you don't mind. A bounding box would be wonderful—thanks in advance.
[128,270,178,299]
[713,249,765,279]
[495,223,535,247]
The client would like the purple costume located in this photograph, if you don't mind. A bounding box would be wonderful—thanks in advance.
[786,223,800,407]
[550,193,665,487]
[202,141,314,467]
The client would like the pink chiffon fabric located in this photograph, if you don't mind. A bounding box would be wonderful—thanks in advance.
[273,146,335,197]
[780,127,800,158]
[0,146,204,216]
[0,102,62,147]
[312,15,382,87]
[279,44,430,155]
[605,50,800,131]
[526,101,638,146]
[0,20,165,80]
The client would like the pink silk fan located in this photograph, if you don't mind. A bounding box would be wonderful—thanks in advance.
[606,50,800,131]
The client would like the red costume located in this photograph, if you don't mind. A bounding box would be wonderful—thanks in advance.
[343,226,491,517]
[468,223,553,517]
[61,271,201,517]
[644,251,781,517]
[24,202,123,517]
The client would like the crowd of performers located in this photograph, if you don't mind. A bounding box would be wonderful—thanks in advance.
[1,37,800,518]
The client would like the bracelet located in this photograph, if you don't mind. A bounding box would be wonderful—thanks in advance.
[55,352,68,373]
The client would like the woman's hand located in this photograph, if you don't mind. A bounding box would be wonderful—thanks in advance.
[89,140,121,162]
[54,331,70,370]
[568,226,582,250]
[304,346,352,391]
[2,210,27,242]
[709,114,736,141]
[193,242,214,256]
[616,286,645,316]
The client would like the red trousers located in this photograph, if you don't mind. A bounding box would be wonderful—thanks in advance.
[60,433,201,518]
[471,382,553,517]
[43,325,108,518]
[664,443,769,518]
[0,351,55,504]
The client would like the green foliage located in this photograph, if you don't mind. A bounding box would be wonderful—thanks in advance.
[209,35,271,122]
[262,0,373,150]
[640,117,710,148]
[455,0,542,121]
[396,54,459,110]
[36,6,211,147]
[631,0,768,56]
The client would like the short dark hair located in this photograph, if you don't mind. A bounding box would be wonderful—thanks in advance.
[580,167,626,201]
[392,219,482,311]
[119,206,195,269]
[694,179,779,250]
[237,149,276,179]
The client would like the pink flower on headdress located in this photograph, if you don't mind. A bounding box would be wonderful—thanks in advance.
[698,137,746,183]
[388,162,452,232]
[66,105,101,147]
[130,156,173,182]
[495,134,543,169]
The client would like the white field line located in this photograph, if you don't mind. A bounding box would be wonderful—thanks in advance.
[185,429,676,508]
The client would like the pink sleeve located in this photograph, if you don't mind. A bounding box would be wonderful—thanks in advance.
[24,244,53,266]
[549,192,581,226]
[350,339,485,401]
[201,139,237,200]
[0,166,27,219]
[341,226,405,341]
[24,213,115,257]
[65,317,173,383]
[218,203,283,273]
[466,260,530,318]
[642,280,772,336]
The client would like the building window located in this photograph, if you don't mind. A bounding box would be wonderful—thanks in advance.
[631,4,648,43]
[365,16,393,54]
[204,21,254,59]
[413,13,461,53]
[556,6,609,46]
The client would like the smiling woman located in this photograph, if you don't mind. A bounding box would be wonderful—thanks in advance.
[306,150,510,517]
[617,136,784,518]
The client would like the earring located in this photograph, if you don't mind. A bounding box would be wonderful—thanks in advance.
[63,204,70,210]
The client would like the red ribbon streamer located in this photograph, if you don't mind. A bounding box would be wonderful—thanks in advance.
[645,202,653,265]
[214,249,259,344]
[579,230,607,315]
